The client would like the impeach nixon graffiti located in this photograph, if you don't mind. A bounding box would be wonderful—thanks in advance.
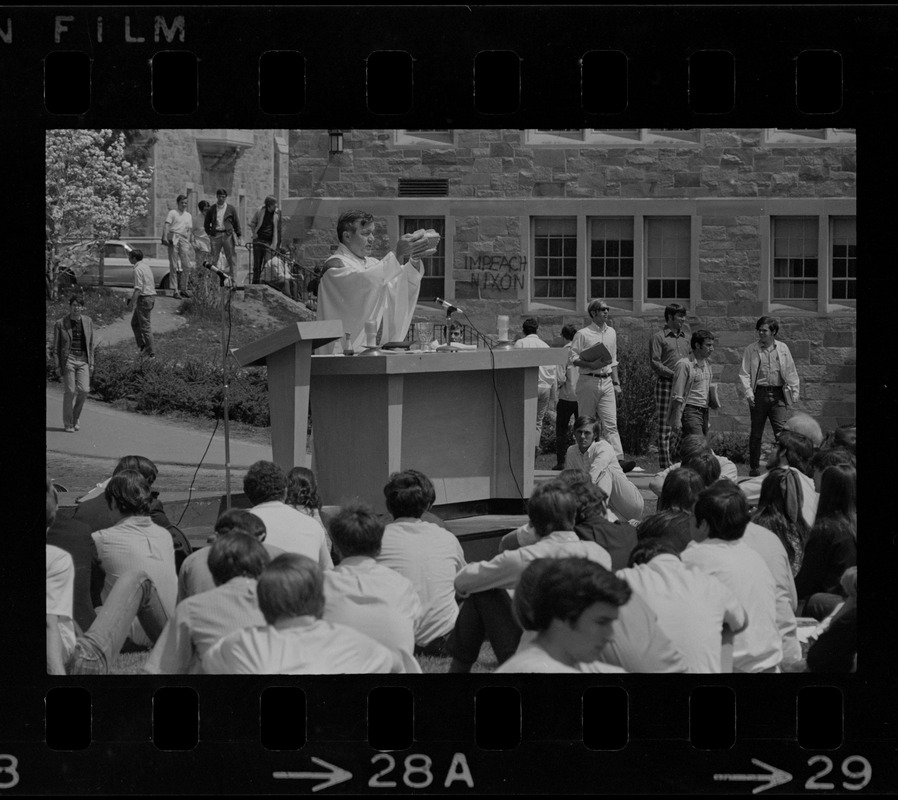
[465,254,526,292]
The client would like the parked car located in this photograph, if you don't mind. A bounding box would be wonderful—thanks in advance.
[57,240,171,290]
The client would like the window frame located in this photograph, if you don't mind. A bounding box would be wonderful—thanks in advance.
[400,215,448,299]
[761,128,856,146]
[393,130,456,147]
[524,129,704,147]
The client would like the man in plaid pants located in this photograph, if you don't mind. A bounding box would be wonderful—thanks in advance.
[649,304,691,470]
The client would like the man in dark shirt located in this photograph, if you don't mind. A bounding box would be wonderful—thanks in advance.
[203,188,243,280]
[249,196,282,284]
[50,296,95,432]
[648,303,690,470]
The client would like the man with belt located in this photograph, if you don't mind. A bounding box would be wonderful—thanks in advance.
[570,299,635,472]
[649,303,690,470]
[162,194,193,299]
[203,188,243,281]
[738,316,800,477]
[669,329,716,438]
[50,295,95,433]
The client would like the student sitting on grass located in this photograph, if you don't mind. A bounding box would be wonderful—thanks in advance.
[649,434,738,498]
[202,553,403,674]
[495,557,631,674]
[145,532,270,674]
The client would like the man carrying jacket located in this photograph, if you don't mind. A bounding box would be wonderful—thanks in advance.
[50,295,94,432]
[738,316,801,477]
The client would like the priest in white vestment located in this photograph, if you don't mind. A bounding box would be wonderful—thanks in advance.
[316,210,427,354]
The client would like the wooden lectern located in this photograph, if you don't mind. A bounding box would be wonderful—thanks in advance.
[232,321,343,471]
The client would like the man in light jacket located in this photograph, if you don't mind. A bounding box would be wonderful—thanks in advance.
[738,316,800,477]
[50,295,95,432]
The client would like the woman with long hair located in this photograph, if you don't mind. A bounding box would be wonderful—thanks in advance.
[795,464,857,620]
[658,467,705,514]
[751,466,810,575]
[285,466,331,556]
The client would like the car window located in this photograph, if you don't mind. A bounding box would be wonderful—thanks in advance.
[105,244,128,259]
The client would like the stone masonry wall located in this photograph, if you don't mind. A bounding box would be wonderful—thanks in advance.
[286,129,856,437]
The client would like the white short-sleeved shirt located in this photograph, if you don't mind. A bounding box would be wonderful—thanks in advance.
[497,641,627,674]
[202,617,403,674]
[376,518,466,646]
[177,542,284,602]
[681,537,782,672]
[323,556,423,673]
[165,209,193,239]
[46,545,77,663]
[617,554,747,673]
[249,501,333,570]
[513,333,556,390]
[132,262,157,296]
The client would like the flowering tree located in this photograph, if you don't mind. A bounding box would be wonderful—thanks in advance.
[45,129,153,297]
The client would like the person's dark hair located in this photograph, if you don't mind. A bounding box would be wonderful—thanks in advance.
[128,249,144,262]
[635,510,694,554]
[694,480,750,541]
[257,553,325,624]
[104,470,152,516]
[573,415,602,437]
[286,467,322,513]
[776,431,815,476]
[264,195,277,207]
[690,329,715,350]
[243,461,287,505]
[680,451,722,487]
[198,200,209,213]
[216,188,228,197]
[809,447,856,474]
[557,469,607,523]
[208,532,270,586]
[46,477,58,529]
[628,537,681,567]
[815,464,857,528]
[752,467,810,567]
[176,193,187,203]
[756,315,779,335]
[513,557,631,632]
[676,433,711,463]
[68,295,85,306]
[664,303,688,323]
[114,455,158,486]
[214,508,267,541]
[527,480,579,538]
[561,323,578,341]
[522,317,539,335]
[336,209,374,244]
[328,503,385,558]
[384,469,435,518]
[658,467,705,512]
[826,423,857,456]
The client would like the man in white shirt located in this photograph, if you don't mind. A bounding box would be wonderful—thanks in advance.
[243,461,333,569]
[376,470,466,655]
[669,330,716,437]
[681,481,782,673]
[162,193,193,299]
[145,532,270,674]
[448,480,613,672]
[323,504,423,673]
[617,534,747,673]
[513,317,556,446]
[570,299,625,458]
[553,323,580,470]
[316,210,431,354]
[202,554,403,674]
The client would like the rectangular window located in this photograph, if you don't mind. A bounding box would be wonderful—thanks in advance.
[772,217,819,300]
[401,216,446,300]
[532,217,577,300]
[394,129,455,146]
[525,129,702,146]
[645,217,691,300]
[589,218,634,300]
[831,217,856,301]
[762,128,856,145]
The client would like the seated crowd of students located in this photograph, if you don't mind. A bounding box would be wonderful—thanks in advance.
[45,415,857,675]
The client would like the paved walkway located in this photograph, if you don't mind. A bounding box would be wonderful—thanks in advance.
[46,295,271,469]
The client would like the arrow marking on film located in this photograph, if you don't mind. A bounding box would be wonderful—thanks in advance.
[273,758,353,792]
[714,759,793,794]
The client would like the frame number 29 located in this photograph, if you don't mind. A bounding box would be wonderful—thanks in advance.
[806,755,872,791]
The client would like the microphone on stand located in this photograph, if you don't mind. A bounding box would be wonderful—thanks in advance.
[203,260,233,286]
[434,296,464,314]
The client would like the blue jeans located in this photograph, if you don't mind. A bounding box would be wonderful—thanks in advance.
[211,233,237,279]
[131,296,155,356]
[681,404,709,437]
[749,386,789,469]
[166,236,192,293]
[67,570,169,675]
[63,355,89,428]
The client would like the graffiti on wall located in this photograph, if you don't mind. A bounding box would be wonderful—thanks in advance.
[465,255,526,292]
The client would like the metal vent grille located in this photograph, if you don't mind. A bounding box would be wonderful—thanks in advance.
[398,178,449,197]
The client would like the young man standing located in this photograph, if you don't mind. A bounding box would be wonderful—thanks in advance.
[127,249,156,358]
[50,295,95,432]
[649,303,690,469]
[513,317,556,447]
[249,196,282,285]
[316,210,431,354]
[738,316,801,477]
[669,329,716,437]
[203,189,242,281]
[553,323,579,470]
[162,194,193,299]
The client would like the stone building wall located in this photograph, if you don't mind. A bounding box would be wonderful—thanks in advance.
[284,129,856,435]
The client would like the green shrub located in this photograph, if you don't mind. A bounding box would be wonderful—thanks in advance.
[616,332,657,456]
[709,431,751,464]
